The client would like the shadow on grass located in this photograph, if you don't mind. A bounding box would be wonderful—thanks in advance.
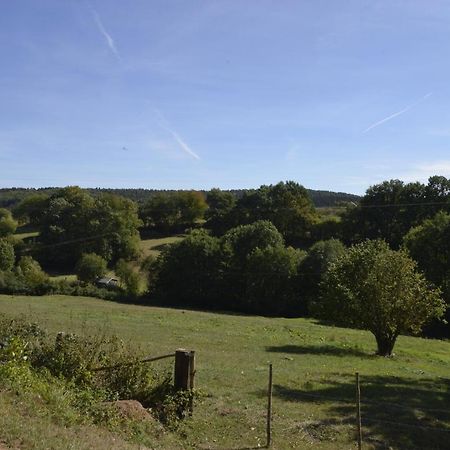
[272,374,450,450]
[151,243,173,252]
[266,344,373,358]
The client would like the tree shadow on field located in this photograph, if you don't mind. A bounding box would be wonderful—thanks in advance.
[272,374,450,450]
[151,243,172,252]
[266,344,373,358]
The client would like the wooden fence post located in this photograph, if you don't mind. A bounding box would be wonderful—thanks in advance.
[356,372,362,450]
[174,349,190,390]
[267,363,273,447]
[188,350,196,415]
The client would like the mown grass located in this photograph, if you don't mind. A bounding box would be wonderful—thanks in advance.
[0,294,449,449]
[12,231,39,241]
[140,235,184,258]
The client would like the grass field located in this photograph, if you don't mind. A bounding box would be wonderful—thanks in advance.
[140,235,185,258]
[0,294,449,449]
[12,231,39,241]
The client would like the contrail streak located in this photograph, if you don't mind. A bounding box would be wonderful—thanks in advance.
[154,109,200,160]
[363,92,432,133]
[88,3,121,61]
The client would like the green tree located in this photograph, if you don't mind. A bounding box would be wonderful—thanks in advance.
[318,240,445,356]
[140,191,207,233]
[13,193,49,226]
[0,239,15,271]
[17,256,49,287]
[0,208,18,237]
[115,259,141,297]
[38,187,141,268]
[245,246,304,315]
[151,230,223,307]
[298,239,345,315]
[403,211,450,336]
[342,177,450,248]
[206,181,318,244]
[205,189,237,235]
[221,220,285,309]
[75,253,108,283]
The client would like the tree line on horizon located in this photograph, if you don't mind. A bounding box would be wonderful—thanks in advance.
[0,186,360,210]
[0,176,449,355]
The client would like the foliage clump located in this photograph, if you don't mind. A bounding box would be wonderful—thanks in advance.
[317,240,445,356]
[76,253,108,283]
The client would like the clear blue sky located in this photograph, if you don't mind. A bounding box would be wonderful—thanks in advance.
[1,0,450,194]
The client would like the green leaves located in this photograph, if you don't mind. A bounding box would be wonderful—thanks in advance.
[319,240,445,356]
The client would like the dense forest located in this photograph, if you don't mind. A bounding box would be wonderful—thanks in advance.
[0,177,449,355]
[0,186,360,209]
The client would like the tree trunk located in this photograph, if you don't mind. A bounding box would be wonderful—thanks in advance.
[375,334,396,356]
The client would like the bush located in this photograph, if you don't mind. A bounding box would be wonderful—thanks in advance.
[0,316,170,407]
[0,208,17,237]
[76,253,108,283]
[151,230,223,308]
[0,238,15,271]
[318,240,445,356]
[115,259,141,297]
[297,239,346,315]
[244,246,304,315]
[17,256,49,287]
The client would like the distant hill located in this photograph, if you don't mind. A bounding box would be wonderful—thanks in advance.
[0,186,360,209]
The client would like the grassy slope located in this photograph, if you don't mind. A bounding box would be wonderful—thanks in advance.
[140,235,184,259]
[0,294,449,450]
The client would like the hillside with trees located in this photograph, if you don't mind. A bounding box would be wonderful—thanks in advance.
[0,177,449,343]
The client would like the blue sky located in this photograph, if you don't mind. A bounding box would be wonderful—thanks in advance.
[1,0,450,194]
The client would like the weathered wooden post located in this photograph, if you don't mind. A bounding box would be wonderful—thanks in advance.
[174,349,196,418]
[174,349,191,390]
[188,350,196,415]
[266,363,273,447]
[356,372,362,450]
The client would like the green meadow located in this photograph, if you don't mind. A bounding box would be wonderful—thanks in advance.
[0,294,448,449]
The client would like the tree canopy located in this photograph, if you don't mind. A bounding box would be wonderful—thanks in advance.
[318,240,445,356]
[37,187,141,268]
[0,208,18,237]
[207,181,318,244]
[403,211,450,336]
[140,191,207,233]
[0,239,15,271]
[342,177,450,248]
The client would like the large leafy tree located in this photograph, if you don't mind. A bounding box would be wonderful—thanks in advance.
[0,239,15,271]
[140,191,207,233]
[75,253,108,283]
[207,181,318,244]
[403,211,450,336]
[318,240,445,356]
[13,193,49,227]
[221,220,286,309]
[205,188,237,235]
[0,208,18,237]
[37,187,141,268]
[151,230,223,308]
[244,245,304,316]
[342,177,450,248]
[297,239,345,315]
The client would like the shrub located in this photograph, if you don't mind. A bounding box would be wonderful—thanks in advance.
[244,246,304,315]
[76,253,108,283]
[17,256,49,287]
[115,259,141,297]
[0,238,15,271]
[0,208,18,237]
[318,240,445,356]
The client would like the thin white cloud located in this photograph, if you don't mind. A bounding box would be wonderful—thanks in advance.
[87,3,121,61]
[398,160,450,183]
[154,109,200,160]
[363,92,432,133]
